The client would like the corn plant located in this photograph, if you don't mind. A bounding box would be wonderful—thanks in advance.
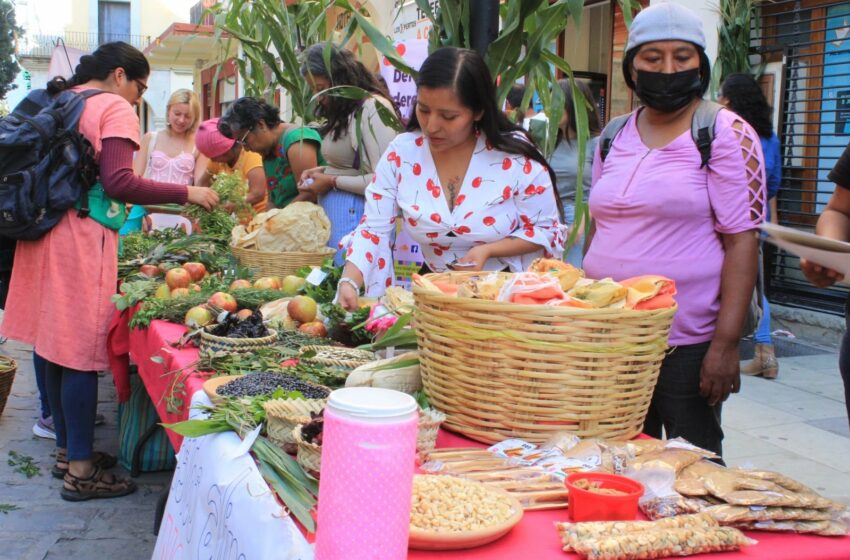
[713,0,764,95]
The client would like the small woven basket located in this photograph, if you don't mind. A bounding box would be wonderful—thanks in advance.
[231,246,335,278]
[292,425,322,477]
[417,408,446,459]
[299,345,376,370]
[200,327,278,355]
[0,356,17,418]
[414,271,676,444]
[264,398,326,454]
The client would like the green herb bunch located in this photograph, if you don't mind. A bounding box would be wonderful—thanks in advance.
[184,172,251,239]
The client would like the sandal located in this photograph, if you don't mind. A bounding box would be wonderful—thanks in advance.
[61,466,137,502]
[52,450,118,479]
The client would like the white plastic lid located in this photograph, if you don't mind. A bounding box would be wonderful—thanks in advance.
[327,387,418,420]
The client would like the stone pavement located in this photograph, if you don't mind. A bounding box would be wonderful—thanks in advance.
[0,333,848,559]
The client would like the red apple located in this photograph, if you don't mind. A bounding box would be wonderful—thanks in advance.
[184,306,214,328]
[298,321,327,338]
[229,279,253,291]
[171,287,190,298]
[182,262,207,282]
[207,291,238,313]
[165,268,192,290]
[188,283,202,293]
[139,264,161,278]
[288,295,317,324]
[253,276,281,290]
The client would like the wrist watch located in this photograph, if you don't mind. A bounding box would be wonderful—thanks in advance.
[337,277,360,293]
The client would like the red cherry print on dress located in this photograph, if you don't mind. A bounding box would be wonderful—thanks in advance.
[524,227,535,238]
[412,204,420,211]
[346,247,354,257]
[370,234,380,245]
[464,211,473,220]
[382,56,391,67]
[523,159,532,174]
[455,194,466,206]
[472,177,482,188]
[520,214,531,225]
[430,213,442,224]
[407,217,418,227]
[434,248,444,256]
[387,151,397,162]
[485,141,493,151]
[361,230,371,239]
[535,186,546,195]
[483,216,496,226]
[415,136,424,146]
[377,257,386,270]
[372,193,383,200]
[426,232,438,239]
[430,186,441,198]
[412,163,422,176]
[510,219,517,230]
[372,175,377,183]
[386,277,392,287]
[389,217,396,224]
[359,215,367,225]
[502,158,512,170]
[366,252,374,263]
[455,225,471,235]
[525,185,536,196]
[426,179,435,190]
[502,186,512,200]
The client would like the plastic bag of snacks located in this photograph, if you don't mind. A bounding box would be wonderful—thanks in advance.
[557,512,718,552]
[571,526,756,560]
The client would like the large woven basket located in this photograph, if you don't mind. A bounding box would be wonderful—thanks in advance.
[264,398,326,454]
[231,246,335,278]
[413,272,676,444]
[0,356,17,418]
[200,327,278,354]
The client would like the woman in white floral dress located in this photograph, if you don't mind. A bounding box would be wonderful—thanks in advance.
[337,47,566,307]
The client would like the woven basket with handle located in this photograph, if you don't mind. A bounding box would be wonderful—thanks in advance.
[200,328,278,355]
[231,246,335,278]
[413,272,676,445]
[292,425,321,476]
[264,398,326,454]
[0,356,17,418]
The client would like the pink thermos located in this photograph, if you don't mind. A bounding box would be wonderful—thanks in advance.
[314,387,419,560]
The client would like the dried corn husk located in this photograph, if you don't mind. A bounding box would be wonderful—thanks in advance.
[345,351,421,394]
[572,526,756,560]
[557,512,718,552]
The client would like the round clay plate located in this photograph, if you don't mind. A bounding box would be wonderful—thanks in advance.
[202,375,243,405]
[408,492,524,551]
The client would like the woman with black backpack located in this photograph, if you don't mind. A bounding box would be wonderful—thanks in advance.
[582,4,766,457]
[0,42,218,501]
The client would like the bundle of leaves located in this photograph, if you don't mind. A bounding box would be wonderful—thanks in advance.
[321,303,371,347]
[183,171,252,239]
[295,260,342,304]
[129,287,285,329]
[118,234,235,281]
[121,227,187,261]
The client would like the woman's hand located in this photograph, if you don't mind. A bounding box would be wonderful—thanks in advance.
[800,259,844,288]
[298,172,335,196]
[455,245,491,271]
[699,342,740,407]
[187,186,220,211]
[337,281,360,312]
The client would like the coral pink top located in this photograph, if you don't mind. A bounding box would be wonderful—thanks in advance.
[0,87,181,371]
[583,108,766,346]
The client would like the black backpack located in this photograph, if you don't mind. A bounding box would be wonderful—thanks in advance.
[0,88,104,240]
[599,99,723,168]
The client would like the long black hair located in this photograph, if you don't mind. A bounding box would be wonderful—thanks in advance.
[407,47,559,194]
[556,79,601,146]
[217,96,282,138]
[46,41,149,95]
[301,43,397,141]
[720,73,774,138]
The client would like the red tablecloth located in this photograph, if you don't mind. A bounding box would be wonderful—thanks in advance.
[128,318,850,559]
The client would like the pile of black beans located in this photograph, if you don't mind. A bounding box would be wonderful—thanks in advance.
[217,372,330,399]
[209,310,269,339]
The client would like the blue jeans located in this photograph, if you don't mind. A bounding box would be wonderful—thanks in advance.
[44,361,98,460]
[562,203,583,268]
[754,294,772,344]
[33,352,50,418]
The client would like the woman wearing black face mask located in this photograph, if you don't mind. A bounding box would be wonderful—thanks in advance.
[583,3,767,457]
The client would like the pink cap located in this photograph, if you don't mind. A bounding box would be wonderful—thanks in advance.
[195,118,235,158]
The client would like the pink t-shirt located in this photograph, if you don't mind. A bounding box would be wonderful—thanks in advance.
[583,108,766,345]
[72,85,140,155]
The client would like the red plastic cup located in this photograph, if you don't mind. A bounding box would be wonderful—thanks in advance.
[565,472,645,522]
